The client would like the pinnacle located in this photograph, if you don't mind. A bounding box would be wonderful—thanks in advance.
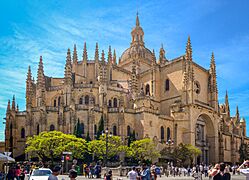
[136,12,140,26]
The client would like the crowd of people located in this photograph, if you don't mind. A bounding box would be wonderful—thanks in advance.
[1,160,249,179]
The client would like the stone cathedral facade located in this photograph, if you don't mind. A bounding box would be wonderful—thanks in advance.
[5,15,248,163]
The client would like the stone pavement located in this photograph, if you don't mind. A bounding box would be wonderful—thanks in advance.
[56,174,247,180]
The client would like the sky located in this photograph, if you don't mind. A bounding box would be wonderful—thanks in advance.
[0,0,249,140]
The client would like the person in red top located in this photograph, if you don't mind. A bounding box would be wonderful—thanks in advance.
[15,165,21,180]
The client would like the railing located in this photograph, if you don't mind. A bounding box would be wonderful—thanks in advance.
[108,107,119,113]
[47,85,63,91]
[16,111,26,116]
[74,83,96,88]
[46,106,59,111]
[75,104,89,110]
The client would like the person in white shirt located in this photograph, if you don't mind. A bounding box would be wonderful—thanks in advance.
[127,167,138,180]
[238,160,249,180]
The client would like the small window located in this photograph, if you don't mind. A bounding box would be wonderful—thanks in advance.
[50,124,55,131]
[80,123,84,135]
[58,97,61,106]
[160,126,164,141]
[94,124,97,135]
[127,126,131,136]
[113,98,118,108]
[165,79,170,91]
[85,95,89,105]
[113,125,117,136]
[194,81,201,94]
[167,127,171,141]
[37,124,40,135]
[145,84,150,95]
[21,128,25,138]
[90,81,93,84]
[53,99,57,107]
[79,97,83,104]
[108,100,112,107]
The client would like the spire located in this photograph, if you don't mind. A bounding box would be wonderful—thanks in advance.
[83,42,88,62]
[64,48,72,84]
[209,52,217,92]
[225,90,230,116]
[73,44,78,64]
[236,105,239,119]
[131,13,144,46]
[12,95,15,110]
[108,46,112,64]
[113,49,116,65]
[26,66,33,106]
[101,50,105,64]
[159,44,166,64]
[16,104,19,112]
[7,99,10,112]
[131,60,138,95]
[94,42,99,62]
[152,49,156,65]
[185,36,192,61]
[37,56,45,91]
[136,12,140,26]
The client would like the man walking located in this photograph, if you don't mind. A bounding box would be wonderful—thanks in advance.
[127,167,138,180]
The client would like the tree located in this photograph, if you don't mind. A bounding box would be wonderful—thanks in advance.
[25,131,87,162]
[74,119,82,138]
[96,115,104,140]
[128,138,160,162]
[161,143,201,165]
[239,143,249,163]
[88,135,126,161]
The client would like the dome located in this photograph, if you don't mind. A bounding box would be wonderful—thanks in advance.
[120,45,154,63]
[240,117,246,123]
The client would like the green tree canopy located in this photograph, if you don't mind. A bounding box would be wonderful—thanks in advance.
[128,138,160,162]
[25,131,87,161]
[88,135,127,160]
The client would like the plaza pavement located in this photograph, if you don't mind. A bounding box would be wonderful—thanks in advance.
[56,174,247,180]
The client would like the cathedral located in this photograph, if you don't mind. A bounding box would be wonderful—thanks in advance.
[5,15,248,164]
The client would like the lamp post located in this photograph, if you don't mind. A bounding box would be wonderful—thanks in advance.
[102,128,112,167]
[166,138,174,164]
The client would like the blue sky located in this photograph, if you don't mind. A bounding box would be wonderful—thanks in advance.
[0,0,249,140]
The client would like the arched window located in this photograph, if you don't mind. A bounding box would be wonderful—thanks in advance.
[10,123,13,137]
[110,70,112,81]
[113,98,118,108]
[91,97,95,104]
[53,99,57,107]
[167,127,171,141]
[50,124,55,131]
[160,126,165,141]
[79,97,83,104]
[94,124,97,135]
[85,95,89,105]
[108,100,112,107]
[21,128,25,138]
[80,123,84,135]
[127,126,131,136]
[145,84,150,95]
[165,79,170,91]
[113,125,117,136]
[58,97,61,106]
[37,124,40,135]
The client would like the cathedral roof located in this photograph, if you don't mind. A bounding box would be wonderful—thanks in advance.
[119,14,154,65]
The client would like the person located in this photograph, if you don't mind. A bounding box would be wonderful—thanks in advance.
[127,167,138,180]
[213,163,231,180]
[237,160,249,180]
[15,165,21,180]
[106,170,112,180]
[48,165,61,180]
[140,163,151,180]
[94,163,101,178]
[69,169,78,180]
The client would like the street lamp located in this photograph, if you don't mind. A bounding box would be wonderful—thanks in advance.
[102,128,112,167]
[166,138,174,150]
